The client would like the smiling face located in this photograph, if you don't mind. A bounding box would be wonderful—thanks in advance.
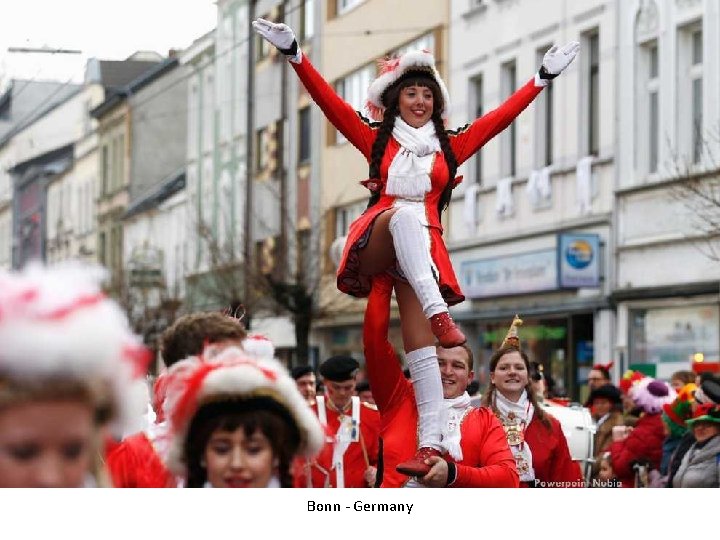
[0,400,95,488]
[204,426,276,488]
[490,351,530,401]
[398,84,434,128]
[437,345,473,399]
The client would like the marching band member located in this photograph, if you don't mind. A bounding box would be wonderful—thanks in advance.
[363,274,518,488]
[294,356,381,488]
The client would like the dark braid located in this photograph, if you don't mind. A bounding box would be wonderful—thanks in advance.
[431,112,458,220]
[366,105,398,209]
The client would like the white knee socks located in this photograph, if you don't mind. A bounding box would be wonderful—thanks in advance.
[406,346,443,451]
[389,205,447,319]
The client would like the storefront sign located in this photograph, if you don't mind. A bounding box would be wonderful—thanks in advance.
[460,249,558,298]
[558,233,600,288]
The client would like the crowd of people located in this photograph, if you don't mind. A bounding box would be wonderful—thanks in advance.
[2,261,717,489]
[2,18,718,489]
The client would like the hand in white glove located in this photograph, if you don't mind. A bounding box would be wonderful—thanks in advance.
[539,41,581,80]
[252,18,298,55]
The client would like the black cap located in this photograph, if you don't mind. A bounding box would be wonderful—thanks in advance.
[587,384,622,406]
[319,355,359,382]
[355,380,371,393]
[291,365,314,380]
[699,376,720,405]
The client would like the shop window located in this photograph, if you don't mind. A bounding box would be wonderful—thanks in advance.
[630,305,719,370]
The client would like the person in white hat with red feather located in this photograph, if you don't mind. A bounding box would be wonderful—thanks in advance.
[0,263,149,487]
[253,18,578,476]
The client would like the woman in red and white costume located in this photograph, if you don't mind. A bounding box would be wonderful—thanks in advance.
[0,263,148,487]
[253,18,578,476]
[482,317,583,487]
[162,342,324,488]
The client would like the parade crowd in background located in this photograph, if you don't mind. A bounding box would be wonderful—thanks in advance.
[1,261,718,489]
[2,16,719,489]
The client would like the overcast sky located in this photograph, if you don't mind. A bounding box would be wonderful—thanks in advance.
[0,0,217,83]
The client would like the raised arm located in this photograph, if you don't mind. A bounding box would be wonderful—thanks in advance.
[252,18,376,159]
[450,41,580,165]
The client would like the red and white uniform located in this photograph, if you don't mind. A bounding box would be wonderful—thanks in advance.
[106,424,176,488]
[293,399,381,488]
[291,55,544,305]
[363,276,519,488]
[522,414,584,487]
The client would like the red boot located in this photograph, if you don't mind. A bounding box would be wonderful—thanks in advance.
[430,312,466,348]
[396,447,443,477]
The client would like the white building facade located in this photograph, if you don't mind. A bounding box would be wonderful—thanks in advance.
[615,0,720,379]
[447,0,616,399]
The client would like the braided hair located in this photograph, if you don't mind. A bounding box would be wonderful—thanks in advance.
[366,75,458,220]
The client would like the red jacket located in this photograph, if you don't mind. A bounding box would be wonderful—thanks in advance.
[106,431,175,488]
[609,413,665,488]
[293,400,380,488]
[291,55,543,306]
[363,275,518,488]
[523,414,584,487]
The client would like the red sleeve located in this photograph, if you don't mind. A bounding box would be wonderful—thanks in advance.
[106,442,137,488]
[362,274,410,414]
[449,77,544,165]
[291,55,376,159]
[547,418,585,486]
[452,411,519,488]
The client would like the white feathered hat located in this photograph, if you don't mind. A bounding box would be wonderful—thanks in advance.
[0,262,150,428]
[366,49,451,121]
[162,344,324,476]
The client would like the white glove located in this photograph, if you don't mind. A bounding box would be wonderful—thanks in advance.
[252,18,300,61]
[540,41,580,79]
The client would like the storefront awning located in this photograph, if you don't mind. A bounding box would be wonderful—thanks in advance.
[452,297,611,322]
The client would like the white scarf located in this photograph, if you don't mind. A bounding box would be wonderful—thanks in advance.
[440,392,472,462]
[387,118,440,199]
[202,476,281,488]
[495,389,536,482]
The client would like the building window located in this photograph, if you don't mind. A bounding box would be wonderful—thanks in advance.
[585,31,600,156]
[98,231,106,266]
[334,201,365,238]
[337,0,364,16]
[629,305,719,371]
[117,134,125,189]
[691,28,703,164]
[334,64,374,144]
[101,145,109,195]
[500,60,517,178]
[392,32,436,57]
[298,106,311,163]
[470,74,483,184]
[677,23,703,165]
[255,127,268,173]
[535,46,553,167]
[256,13,272,62]
[300,0,315,42]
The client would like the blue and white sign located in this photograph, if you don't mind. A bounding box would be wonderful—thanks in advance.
[559,233,601,288]
[460,249,558,299]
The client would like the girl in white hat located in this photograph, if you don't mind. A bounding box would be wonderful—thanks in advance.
[162,343,324,487]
